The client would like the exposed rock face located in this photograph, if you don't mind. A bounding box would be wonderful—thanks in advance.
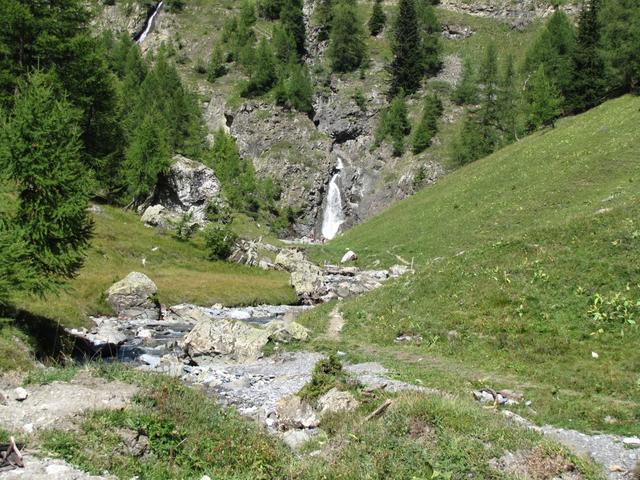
[90,2,148,37]
[146,154,221,227]
[438,0,579,27]
[229,101,333,236]
[141,204,178,229]
[105,272,160,320]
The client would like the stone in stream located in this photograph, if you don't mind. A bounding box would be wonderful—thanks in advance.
[105,272,160,320]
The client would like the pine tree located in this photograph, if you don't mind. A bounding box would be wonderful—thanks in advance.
[412,93,443,154]
[600,0,640,94]
[451,114,485,165]
[477,43,500,152]
[124,112,172,203]
[243,38,277,96]
[257,0,283,19]
[523,10,576,100]
[328,1,367,73]
[497,54,519,142]
[376,93,410,155]
[281,0,306,56]
[389,0,423,96]
[451,57,478,105]
[273,23,298,64]
[524,65,563,131]
[207,45,227,82]
[0,73,93,296]
[240,0,257,27]
[368,0,386,36]
[417,2,442,76]
[567,0,607,112]
[276,62,314,113]
[316,0,334,41]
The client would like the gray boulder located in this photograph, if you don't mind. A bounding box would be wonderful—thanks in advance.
[317,388,359,416]
[181,318,270,363]
[105,272,160,320]
[265,320,310,343]
[275,395,319,429]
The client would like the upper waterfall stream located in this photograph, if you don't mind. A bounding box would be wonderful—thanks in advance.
[137,1,163,43]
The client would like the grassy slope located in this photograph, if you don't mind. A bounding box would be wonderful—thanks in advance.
[305,96,640,435]
[12,206,295,330]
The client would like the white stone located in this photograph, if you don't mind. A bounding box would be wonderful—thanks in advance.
[340,250,357,263]
[14,387,29,401]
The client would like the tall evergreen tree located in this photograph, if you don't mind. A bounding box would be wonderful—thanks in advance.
[273,23,298,64]
[257,0,283,19]
[243,38,277,96]
[281,0,306,56]
[412,93,443,154]
[567,0,606,112]
[452,57,478,105]
[316,0,334,41]
[523,10,576,100]
[600,0,640,93]
[0,73,93,296]
[275,62,314,113]
[417,1,442,76]
[368,0,386,36]
[524,65,563,131]
[207,45,227,82]
[478,43,500,151]
[328,1,367,73]
[497,54,519,142]
[240,0,257,27]
[376,93,411,155]
[451,114,485,165]
[124,112,172,203]
[389,0,423,96]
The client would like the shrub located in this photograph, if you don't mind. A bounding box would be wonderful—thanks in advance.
[298,354,347,402]
[204,224,238,260]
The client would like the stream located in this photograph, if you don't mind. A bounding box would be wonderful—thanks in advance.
[136,1,163,44]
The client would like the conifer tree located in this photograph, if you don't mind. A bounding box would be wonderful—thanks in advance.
[412,93,443,154]
[567,0,606,112]
[316,0,334,41]
[451,114,485,165]
[275,62,314,113]
[524,65,563,131]
[240,0,257,27]
[124,112,172,203]
[523,10,576,100]
[417,2,442,76]
[257,0,283,19]
[243,38,277,96]
[376,93,410,155]
[600,0,640,94]
[0,73,93,296]
[389,0,423,96]
[451,57,478,105]
[368,0,386,36]
[281,0,306,56]
[208,45,227,82]
[497,54,518,142]
[328,1,367,73]
[477,43,500,152]
[273,23,298,64]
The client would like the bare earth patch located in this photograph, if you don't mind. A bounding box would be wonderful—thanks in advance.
[490,447,583,480]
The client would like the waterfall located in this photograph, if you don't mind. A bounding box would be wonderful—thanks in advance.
[321,158,345,240]
[137,1,163,44]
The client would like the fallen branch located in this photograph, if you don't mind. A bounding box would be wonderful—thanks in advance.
[364,399,392,422]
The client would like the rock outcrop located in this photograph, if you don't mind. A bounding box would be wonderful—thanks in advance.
[142,155,221,229]
[105,272,161,320]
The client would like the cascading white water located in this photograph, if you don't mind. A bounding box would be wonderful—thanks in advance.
[137,1,163,44]
[321,158,345,240]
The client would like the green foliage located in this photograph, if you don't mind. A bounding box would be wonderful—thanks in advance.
[523,10,576,101]
[174,212,197,241]
[280,0,305,56]
[273,24,297,64]
[165,0,185,12]
[257,0,283,19]
[477,42,500,151]
[451,57,478,105]
[389,0,424,96]
[376,93,411,156]
[328,1,368,73]
[240,0,257,27]
[588,291,639,335]
[275,62,314,113]
[600,0,640,93]
[417,2,442,76]
[368,0,386,36]
[204,224,238,260]
[524,65,563,131]
[243,38,277,96]
[315,0,334,41]
[207,45,227,82]
[567,0,607,113]
[41,373,293,479]
[298,354,346,402]
[412,94,443,154]
[497,54,519,142]
[450,114,485,165]
[0,73,93,298]
[123,112,172,203]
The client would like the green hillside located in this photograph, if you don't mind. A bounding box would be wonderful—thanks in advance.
[307,96,640,435]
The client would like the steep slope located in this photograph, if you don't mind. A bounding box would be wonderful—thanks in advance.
[306,96,640,435]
